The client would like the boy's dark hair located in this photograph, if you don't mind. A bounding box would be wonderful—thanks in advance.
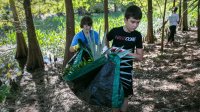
[125,5,142,20]
[80,16,93,28]
[173,7,178,13]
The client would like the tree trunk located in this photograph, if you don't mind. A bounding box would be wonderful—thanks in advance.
[104,0,109,32]
[9,0,28,59]
[147,0,154,43]
[173,0,176,7]
[161,0,167,52]
[23,0,44,71]
[179,0,182,29]
[198,0,200,43]
[114,3,117,12]
[182,0,188,31]
[63,0,75,68]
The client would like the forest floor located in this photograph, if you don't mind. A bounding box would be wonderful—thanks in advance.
[0,30,200,112]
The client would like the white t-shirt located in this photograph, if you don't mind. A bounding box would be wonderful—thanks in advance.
[168,13,179,26]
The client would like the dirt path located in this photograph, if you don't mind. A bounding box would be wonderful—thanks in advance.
[1,31,200,112]
[132,31,200,111]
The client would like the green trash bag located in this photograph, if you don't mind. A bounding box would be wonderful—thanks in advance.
[86,54,124,108]
[63,54,124,108]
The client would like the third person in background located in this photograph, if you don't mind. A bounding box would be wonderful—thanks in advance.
[165,7,179,46]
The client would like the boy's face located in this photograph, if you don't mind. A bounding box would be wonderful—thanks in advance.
[83,24,91,33]
[124,17,140,32]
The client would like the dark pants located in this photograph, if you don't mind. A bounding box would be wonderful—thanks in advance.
[168,25,176,42]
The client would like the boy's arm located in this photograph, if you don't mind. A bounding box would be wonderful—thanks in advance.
[70,45,79,52]
[106,28,115,48]
[130,32,143,61]
[69,34,79,52]
[128,48,143,61]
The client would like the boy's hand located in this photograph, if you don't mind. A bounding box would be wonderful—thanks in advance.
[73,44,80,51]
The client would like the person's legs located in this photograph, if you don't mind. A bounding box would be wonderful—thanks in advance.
[117,65,132,112]
[112,108,120,112]
[169,26,176,45]
[171,26,176,42]
[166,27,171,45]
[120,97,128,112]
[168,26,174,43]
[112,98,128,112]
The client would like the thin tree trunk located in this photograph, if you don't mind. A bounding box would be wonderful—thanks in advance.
[198,0,200,43]
[114,3,117,12]
[182,0,188,31]
[23,0,44,71]
[173,0,176,7]
[161,0,167,52]
[104,0,109,32]
[179,0,182,29]
[63,0,75,68]
[147,0,154,43]
[9,0,28,59]
[179,0,197,30]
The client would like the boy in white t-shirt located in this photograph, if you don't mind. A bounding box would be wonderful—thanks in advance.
[166,7,179,45]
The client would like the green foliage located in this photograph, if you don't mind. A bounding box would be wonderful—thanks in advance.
[64,45,134,82]
[0,52,22,84]
[0,0,198,54]
[0,51,22,103]
[64,58,93,77]
[5,31,16,44]
[0,84,10,103]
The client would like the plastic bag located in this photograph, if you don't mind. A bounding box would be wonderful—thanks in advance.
[63,54,124,108]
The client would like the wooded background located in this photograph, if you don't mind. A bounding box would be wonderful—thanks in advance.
[0,1,200,111]
[0,0,199,72]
